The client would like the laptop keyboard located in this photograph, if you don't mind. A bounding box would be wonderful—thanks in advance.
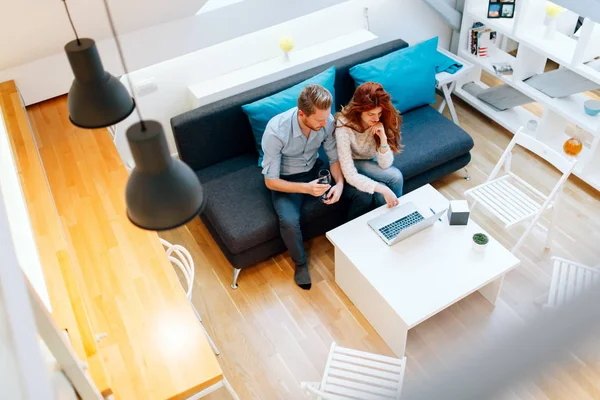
[379,211,425,240]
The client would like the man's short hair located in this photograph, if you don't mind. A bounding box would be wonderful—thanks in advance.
[297,84,332,116]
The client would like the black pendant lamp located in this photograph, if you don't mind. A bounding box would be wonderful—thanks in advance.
[62,0,205,231]
[62,1,134,128]
[125,120,206,230]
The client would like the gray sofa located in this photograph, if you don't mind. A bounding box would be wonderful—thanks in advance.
[171,39,474,288]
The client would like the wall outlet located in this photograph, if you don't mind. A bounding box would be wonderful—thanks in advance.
[135,78,157,96]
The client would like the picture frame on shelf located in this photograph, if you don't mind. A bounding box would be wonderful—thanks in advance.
[501,3,515,18]
[488,0,515,19]
[487,1,501,18]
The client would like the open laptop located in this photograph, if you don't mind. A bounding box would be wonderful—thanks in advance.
[368,201,446,246]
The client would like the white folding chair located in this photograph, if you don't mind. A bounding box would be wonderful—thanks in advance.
[544,257,600,365]
[159,238,220,355]
[301,342,407,400]
[547,257,600,308]
[160,239,241,399]
[464,127,577,254]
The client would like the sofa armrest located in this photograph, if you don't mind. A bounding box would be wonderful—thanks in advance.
[170,100,256,171]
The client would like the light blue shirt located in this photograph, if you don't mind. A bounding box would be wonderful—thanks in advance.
[261,107,338,179]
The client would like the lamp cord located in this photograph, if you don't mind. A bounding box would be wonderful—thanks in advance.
[101,0,146,131]
[62,0,81,45]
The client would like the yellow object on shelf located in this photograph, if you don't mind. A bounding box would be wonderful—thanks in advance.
[279,36,295,52]
[545,2,564,17]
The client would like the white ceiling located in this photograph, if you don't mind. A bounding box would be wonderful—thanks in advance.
[0,0,207,70]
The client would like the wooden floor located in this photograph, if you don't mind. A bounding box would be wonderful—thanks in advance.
[157,93,600,399]
[28,91,600,399]
[18,92,222,400]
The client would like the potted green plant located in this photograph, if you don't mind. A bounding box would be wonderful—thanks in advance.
[472,232,489,252]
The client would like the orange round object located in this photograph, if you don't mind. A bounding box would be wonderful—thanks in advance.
[563,137,583,156]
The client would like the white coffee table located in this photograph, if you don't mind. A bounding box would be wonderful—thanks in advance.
[326,184,520,357]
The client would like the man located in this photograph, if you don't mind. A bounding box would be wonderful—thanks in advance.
[261,84,373,290]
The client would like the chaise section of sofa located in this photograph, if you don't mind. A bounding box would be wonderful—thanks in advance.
[171,38,474,288]
[396,105,473,193]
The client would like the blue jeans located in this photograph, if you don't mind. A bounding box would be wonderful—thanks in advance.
[270,160,374,268]
[353,160,404,206]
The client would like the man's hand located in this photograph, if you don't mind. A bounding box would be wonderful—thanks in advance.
[322,182,343,205]
[305,179,331,197]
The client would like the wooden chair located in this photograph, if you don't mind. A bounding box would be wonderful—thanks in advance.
[464,127,577,254]
[547,257,600,308]
[301,342,407,400]
[160,238,220,355]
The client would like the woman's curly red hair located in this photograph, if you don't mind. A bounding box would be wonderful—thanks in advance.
[336,82,403,152]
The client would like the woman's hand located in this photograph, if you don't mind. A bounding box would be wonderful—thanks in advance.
[371,122,389,153]
[370,122,386,142]
[376,184,399,208]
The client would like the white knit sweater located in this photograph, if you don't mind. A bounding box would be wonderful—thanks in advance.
[334,116,394,194]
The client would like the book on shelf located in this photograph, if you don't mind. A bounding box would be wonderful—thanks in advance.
[468,23,497,58]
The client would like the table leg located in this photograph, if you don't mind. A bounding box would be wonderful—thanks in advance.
[437,86,447,114]
[478,275,505,305]
[443,81,460,126]
[334,247,410,358]
[394,326,409,359]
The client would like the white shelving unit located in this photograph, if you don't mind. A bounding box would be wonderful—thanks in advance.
[466,8,516,37]
[456,0,600,192]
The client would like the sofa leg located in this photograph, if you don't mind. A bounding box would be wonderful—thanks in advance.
[463,167,471,181]
[231,268,241,289]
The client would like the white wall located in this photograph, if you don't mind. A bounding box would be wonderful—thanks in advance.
[0,0,347,106]
[367,0,453,48]
[113,0,454,168]
[197,0,247,14]
[551,0,600,24]
[0,295,25,399]
[0,0,208,72]
[0,169,56,400]
[114,0,377,168]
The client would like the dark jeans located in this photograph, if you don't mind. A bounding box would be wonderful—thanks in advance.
[270,161,374,268]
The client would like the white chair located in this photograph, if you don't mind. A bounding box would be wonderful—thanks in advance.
[301,342,407,400]
[546,257,600,308]
[464,127,577,254]
[544,257,600,365]
[187,377,240,400]
[160,239,241,399]
[159,238,220,355]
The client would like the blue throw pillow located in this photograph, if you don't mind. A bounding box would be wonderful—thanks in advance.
[242,66,336,165]
[349,37,438,113]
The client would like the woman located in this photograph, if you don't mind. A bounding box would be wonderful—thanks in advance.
[335,82,403,207]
